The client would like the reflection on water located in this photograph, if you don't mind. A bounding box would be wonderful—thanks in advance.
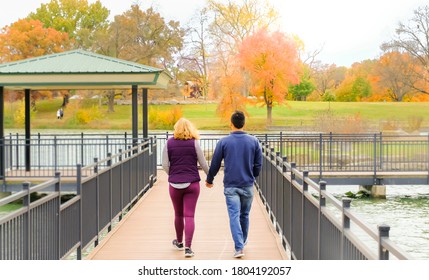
[327,185,429,260]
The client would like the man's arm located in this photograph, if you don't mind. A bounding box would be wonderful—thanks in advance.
[253,141,263,178]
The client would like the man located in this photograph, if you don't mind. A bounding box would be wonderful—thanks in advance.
[205,111,262,258]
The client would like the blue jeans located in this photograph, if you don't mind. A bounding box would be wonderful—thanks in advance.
[224,186,254,251]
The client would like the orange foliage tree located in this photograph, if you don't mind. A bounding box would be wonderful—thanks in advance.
[0,19,72,63]
[374,52,418,101]
[238,28,301,125]
[216,72,248,121]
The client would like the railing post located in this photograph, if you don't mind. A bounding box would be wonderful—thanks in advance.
[319,133,323,180]
[378,224,391,260]
[282,156,288,172]
[329,132,333,170]
[76,164,82,260]
[37,133,41,170]
[302,170,309,259]
[54,136,58,172]
[118,149,123,221]
[318,180,326,260]
[427,134,429,184]
[94,157,99,247]
[379,132,383,170]
[15,133,19,170]
[373,133,377,184]
[341,197,352,260]
[55,172,61,259]
[280,131,283,157]
[290,162,296,257]
[23,181,31,259]
[107,152,112,232]
[80,132,84,166]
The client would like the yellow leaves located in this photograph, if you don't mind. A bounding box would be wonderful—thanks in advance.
[149,107,183,129]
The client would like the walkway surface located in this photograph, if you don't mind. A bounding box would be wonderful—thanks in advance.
[87,170,288,260]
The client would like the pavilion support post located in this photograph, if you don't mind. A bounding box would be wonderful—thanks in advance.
[0,86,4,178]
[142,88,148,139]
[132,85,138,148]
[25,89,31,172]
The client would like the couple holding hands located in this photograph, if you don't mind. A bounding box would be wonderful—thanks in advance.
[162,111,262,258]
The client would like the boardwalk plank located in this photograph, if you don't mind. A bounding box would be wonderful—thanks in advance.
[86,170,288,260]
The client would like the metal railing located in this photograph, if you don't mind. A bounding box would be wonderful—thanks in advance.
[256,143,414,260]
[2,132,429,178]
[0,139,157,260]
[262,132,429,173]
[2,132,149,178]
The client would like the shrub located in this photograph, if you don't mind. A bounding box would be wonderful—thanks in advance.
[149,106,183,129]
[69,105,104,125]
[13,100,36,127]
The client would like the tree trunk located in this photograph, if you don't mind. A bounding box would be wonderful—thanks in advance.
[62,93,69,107]
[107,90,115,113]
[266,105,272,126]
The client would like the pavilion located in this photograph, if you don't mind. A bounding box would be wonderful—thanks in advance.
[0,49,172,177]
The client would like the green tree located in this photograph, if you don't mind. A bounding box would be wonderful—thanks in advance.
[99,4,184,67]
[28,0,109,49]
[289,68,315,101]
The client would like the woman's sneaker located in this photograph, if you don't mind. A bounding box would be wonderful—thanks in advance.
[172,239,184,251]
[185,247,194,257]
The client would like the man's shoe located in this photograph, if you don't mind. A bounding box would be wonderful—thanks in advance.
[185,247,194,257]
[234,250,244,258]
[172,239,184,251]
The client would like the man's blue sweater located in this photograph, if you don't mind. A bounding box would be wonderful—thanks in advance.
[206,131,262,187]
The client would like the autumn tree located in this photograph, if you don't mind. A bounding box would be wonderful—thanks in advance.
[374,52,418,101]
[239,29,301,125]
[179,8,211,99]
[382,5,429,95]
[216,72,248,120]
[206,0,279,100]
[93,4,185,112]
[335,61,374,102]
[0,19,71,62]
[28,0,109,50]
[310,62,346,100]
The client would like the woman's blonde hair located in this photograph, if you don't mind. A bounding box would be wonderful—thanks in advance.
[173,118,200,140]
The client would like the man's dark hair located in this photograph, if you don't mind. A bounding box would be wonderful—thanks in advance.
[231,111,245,129]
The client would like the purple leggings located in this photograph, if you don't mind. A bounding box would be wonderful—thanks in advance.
[169,181,200,248]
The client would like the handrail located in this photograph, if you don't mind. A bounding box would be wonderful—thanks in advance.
[0,137,157,260]
[256,143,414,260]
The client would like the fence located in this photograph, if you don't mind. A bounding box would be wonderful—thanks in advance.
[1,132,150,178]
[2,132,429,179]
[261,132,429,173]
[0,139,157,260]
[256,143,414,260]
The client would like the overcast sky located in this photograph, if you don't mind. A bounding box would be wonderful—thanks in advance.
[0,0,427,67]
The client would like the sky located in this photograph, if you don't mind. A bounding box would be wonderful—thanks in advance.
[0,0,427,67]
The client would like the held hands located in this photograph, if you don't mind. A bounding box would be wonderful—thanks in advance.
[205,180,214,188]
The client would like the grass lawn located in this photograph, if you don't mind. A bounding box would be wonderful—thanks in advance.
[3,98,429,132]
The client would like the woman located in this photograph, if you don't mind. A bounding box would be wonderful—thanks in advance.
[162,118,209,257]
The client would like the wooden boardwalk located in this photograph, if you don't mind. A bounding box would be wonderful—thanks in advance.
[86,170,288,260]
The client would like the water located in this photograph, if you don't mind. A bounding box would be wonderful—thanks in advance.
[326,185,429,259]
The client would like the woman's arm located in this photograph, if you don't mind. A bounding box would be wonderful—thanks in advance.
[195,140,209,174]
